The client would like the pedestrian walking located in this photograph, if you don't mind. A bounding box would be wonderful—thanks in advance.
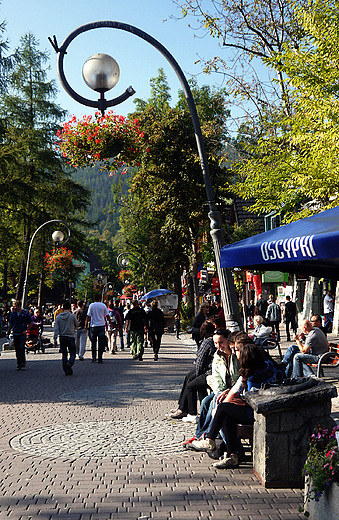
[323,290,334,332]
[107,301,122,354]
[125,300,148,361]
[174,309,180,339]
[266,296,281,341]
[148,300,165,361]
[255,294,268,318]
[284,295,297,342]
[54,301,78,376]
[74,300,87,360]
[85,294,112,364]
[7,300,32,371]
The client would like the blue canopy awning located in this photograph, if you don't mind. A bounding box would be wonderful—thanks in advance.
[220,206,339,279]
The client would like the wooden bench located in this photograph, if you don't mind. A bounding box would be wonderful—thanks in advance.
[316,343,339,377]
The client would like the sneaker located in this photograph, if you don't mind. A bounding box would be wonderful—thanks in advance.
[213,453,239,469]
[182,414,198,424]
[154,354,158,361]
[138,354,143,361]
[190,438,216,451]
[182,436,196,446]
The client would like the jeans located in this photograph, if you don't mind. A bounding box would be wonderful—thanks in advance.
[130,330,144,358]
[90,325,105,362]
[293,352,319,377]
[282,345,299,377]
[283,344,319,377]
[60,336,76,373]
[125,331,130,348]
[75,329,87,358]
[13,333,26,367]
[196,393,215,438]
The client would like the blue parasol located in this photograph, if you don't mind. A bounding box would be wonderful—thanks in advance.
[140,289,172,301]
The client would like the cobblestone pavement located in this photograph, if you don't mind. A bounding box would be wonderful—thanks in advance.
[0,326,326,520]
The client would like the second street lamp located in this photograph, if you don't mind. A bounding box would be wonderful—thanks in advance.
[50,21,242,330]
[117,252,146,296]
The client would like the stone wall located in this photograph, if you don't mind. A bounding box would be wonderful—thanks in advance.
[245,380,337,488]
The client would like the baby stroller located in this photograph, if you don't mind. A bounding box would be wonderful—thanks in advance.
[25,322,44,353]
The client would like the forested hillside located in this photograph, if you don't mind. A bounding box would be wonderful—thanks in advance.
[72,167,125,239]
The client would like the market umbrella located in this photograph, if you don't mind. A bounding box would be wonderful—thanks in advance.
[219,206,339,279]
[140,289,172,301]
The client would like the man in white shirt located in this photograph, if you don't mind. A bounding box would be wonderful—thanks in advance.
[85,294,111,363]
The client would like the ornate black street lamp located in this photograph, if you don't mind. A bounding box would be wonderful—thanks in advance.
[22,219,71,309]
[117,252,146,296]
[49,21,242,330]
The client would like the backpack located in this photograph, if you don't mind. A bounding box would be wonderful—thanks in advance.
[108,310,118,328]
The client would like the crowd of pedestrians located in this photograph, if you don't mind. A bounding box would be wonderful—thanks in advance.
[4,296,167,375]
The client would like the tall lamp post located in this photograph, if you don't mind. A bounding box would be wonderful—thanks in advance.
[50,21,242,330]
[117,252,146,296]
[22,219,71,309]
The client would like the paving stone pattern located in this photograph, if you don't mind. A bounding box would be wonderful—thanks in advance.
[0,329,307,519]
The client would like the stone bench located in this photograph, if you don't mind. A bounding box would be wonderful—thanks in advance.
[244,378,337,488]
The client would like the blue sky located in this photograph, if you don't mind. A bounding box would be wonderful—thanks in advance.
[1,0,230,120]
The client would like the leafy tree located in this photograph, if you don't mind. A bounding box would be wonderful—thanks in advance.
[174,0,309,124]
[0,33,91,302]
[118,69,232,311]
[234,0,339,222]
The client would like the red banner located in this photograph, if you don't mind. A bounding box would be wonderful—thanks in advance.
[252,275,262,298]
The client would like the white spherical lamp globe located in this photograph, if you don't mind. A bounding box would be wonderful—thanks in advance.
[82,53,120,93]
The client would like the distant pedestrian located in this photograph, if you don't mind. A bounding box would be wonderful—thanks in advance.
[125,300,148,361]
[266,296,281,341]
[174,310,180,339]
[107,301,122,354]
[323,290,334,332]
[284,296,297,342]
[54,301,78,376]
[7,300,32,371]
[74,300,87,360]
[148,300,165,361]
[255,295,268,318]
[85,294,112,364]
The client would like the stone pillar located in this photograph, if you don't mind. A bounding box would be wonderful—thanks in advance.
[302,276,320,319]
[245,381,337,488]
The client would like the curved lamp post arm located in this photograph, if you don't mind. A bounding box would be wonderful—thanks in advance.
[117,252,146,295]
[51,21,241,330]
[22,220,71,309]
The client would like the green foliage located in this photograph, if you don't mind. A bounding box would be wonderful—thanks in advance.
[0,32,91,299]
[301,425,339,515]
[117,70,232,299]
[234,0,339,222]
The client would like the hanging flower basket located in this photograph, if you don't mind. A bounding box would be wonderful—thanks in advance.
[56,111,147,174]
[44,247,73,276]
